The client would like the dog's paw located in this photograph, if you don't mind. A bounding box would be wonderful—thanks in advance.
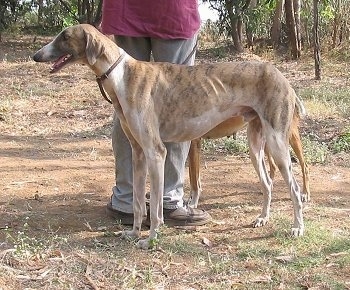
[301,193,310,203]
[188,199,198,209]
[136,238,151,250]
[121,230,140,241]
[136,237,160,250]
[253,217,269,228]
[136,239,151,250]
[291,227,304,237]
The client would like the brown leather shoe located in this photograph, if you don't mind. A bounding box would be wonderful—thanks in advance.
[106,202,135,225]
[163,206,211,226]
[107,202,211,227]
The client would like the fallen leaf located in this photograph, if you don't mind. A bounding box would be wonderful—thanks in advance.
[16,274,31,280]
[84,221,93,231]
[211,220,226,225]
[326,262,338,268]
[329,251,348,257]
[275,255,294,263]
[202,237,213,247]
[231,282,244,288]
[250,275,272,283]
[39,268,52,278]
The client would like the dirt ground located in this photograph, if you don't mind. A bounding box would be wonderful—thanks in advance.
[0,35,349,289]
[1,118,349,239]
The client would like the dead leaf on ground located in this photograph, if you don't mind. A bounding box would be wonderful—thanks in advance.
[202,236,213,247]
[250,274,272,283]
[275,255,294,263]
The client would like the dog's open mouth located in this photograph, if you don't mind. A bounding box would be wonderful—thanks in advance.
[50,54,73,73]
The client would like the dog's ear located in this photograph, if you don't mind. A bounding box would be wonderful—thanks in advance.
[85,32,105,65]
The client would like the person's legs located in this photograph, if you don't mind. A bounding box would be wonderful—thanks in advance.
[108,37,151,221]
[149,36,210,225]
[150,36,196,210]
[151,36,197,65]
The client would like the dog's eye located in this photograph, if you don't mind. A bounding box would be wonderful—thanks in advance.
[61,31,71,41]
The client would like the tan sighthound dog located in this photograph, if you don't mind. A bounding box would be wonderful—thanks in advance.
[33,24,305,249]
[188,105,310,208]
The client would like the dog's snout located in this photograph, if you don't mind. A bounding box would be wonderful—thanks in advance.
[33,43,53,62]
[32,51,41,62]
[32,48,46,62]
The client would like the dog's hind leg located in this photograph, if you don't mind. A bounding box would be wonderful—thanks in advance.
[265,117,310,203]
[247,119,273,228]
[265,128,304,236]
[266,147,278,180]
[188,139,202,208]
[289,121,310,202]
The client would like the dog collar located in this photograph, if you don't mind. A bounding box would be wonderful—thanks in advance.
[96,52,125,104]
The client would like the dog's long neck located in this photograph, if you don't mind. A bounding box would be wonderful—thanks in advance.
[87,33,129,109]
[89,34,126,79]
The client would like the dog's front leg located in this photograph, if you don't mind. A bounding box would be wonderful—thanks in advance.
[136,143,166,250]
[120,132,147,241]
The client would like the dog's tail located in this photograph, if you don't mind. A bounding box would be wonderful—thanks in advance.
[295,95,307,117]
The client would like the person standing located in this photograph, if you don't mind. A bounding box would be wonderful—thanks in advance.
[101,0,211,226]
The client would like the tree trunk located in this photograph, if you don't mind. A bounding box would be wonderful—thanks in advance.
[94,0,103,25]
[38,0,43,24]
[285,0,300,59]
[271,0,284,48]
[313,0,321,80]
[231,17,244,52]
[331,0,341,48]
[303,18,310,47]
[293,0,302,53]
[225,0,244,52]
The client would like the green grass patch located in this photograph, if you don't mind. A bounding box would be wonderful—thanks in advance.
[201,133,336,165]
[0,100,11,122]
[331,129,350,153]
[300,87,350,118]
[202,135,249,156]
[162,231,206,256]
[301,136,330,164]
[327,46,350,62]
[4,220,68,259]
[273,215,348,250]
[234,215,350,289]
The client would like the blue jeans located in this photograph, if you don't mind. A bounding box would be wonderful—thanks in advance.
[111,35,197,213]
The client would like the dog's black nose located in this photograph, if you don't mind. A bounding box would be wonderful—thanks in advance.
[32,52,40,62]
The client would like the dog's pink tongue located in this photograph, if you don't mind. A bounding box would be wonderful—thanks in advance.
[50,55,68,73]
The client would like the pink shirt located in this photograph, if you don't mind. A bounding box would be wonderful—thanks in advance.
[101,0,200,39]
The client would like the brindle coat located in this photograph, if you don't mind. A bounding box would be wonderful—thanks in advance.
[33,24,305,249]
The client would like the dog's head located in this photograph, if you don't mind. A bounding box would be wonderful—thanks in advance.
[33,24,105,73]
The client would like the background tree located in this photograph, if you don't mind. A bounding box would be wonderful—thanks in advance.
[1,0,349,62]
[330,0,350,47]
[314,0,321,79]
[0,0,31,41]
[271,0,285,48]
[57,0,102,25]
[0,0,103,38]
[204,0,257,52]
[285,0,301,58]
